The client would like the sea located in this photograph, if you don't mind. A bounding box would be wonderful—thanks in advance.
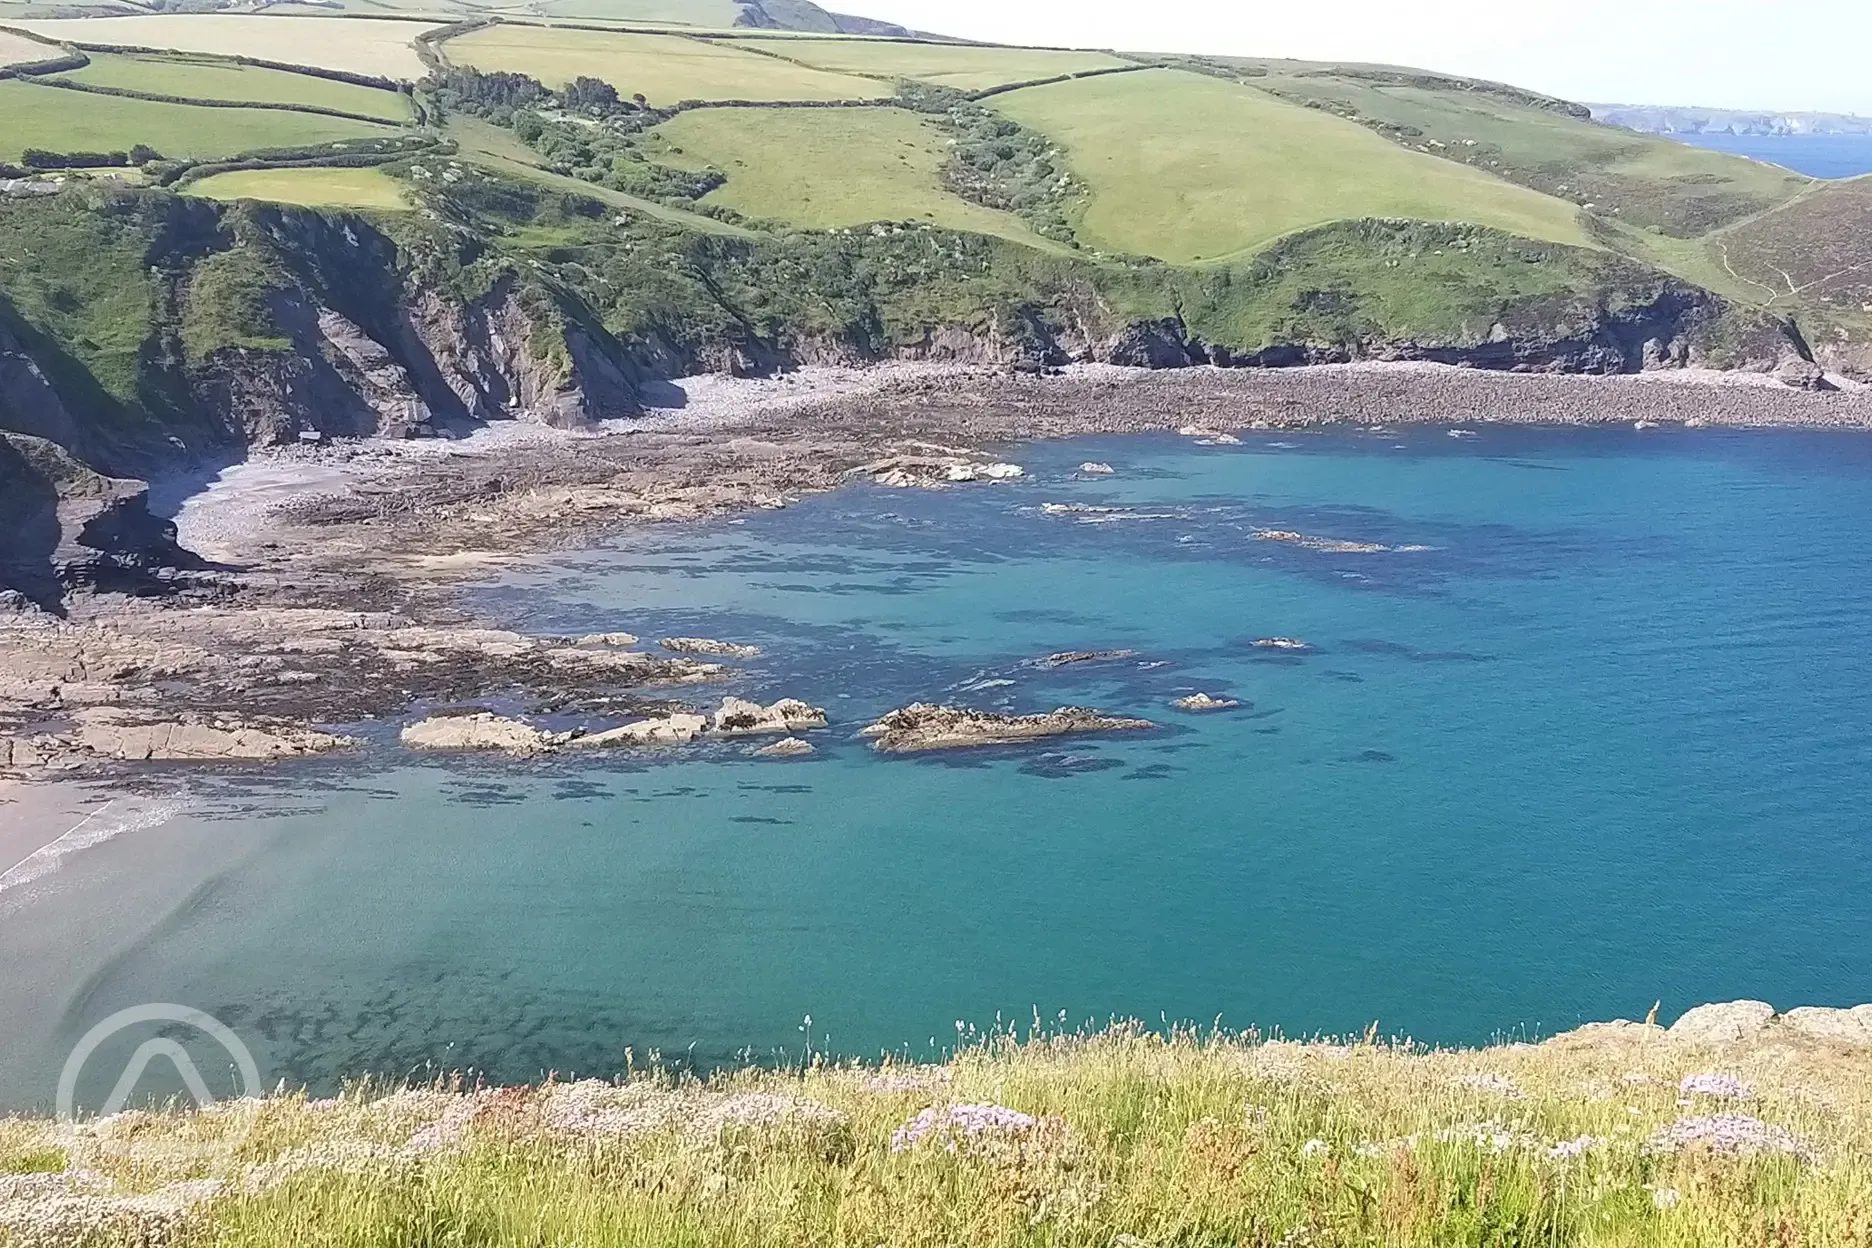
[4,425,1872,1112]
[1671,132,1872,179]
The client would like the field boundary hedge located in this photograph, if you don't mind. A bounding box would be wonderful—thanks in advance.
[17,74,411,126]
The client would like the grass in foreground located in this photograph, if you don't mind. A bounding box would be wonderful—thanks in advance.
[992,68,1596,263]
[731,36,1133,91]
[650,105,1049,243]
[0,80,398,162]
[182,165,411,211]
[10,14,437,80]
[2,1022,1869,1247]
[442,25,886,105]
[52,51,413,122]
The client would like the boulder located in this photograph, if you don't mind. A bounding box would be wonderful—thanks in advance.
[1079,462,1115,475]
[1173,693,1240,712]
[577,632,640,647]
[1775,358,1837,392]
[1667,1000,1777,1045]
[1779,1005,1872,1046]
[659,637,761,659]
[755,737,816,758]
[570,713,709,748]
[400,713,551,755]
[861,703,1154,754]
[711,697,828,737]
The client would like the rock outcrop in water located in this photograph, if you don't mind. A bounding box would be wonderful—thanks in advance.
[1172,693,1241,712]
[860,703,1154,753]
[401,713,554,755]
[660,638,763,659]
[573,713,709,748]
[710,697,828,737]
[755,737,816,758]
[4,709,354,767]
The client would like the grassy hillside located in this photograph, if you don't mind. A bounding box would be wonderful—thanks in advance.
[11,15,437,78]
[50,51,414,123]
[183,165,413,210]
[650,106,1050,243]
[993,69,1594,263]
[1210,60,1811,239]
[2,1023,1868,1247]
[442,25,888,103]
[730,35,1132,90]
[0,80,401,162]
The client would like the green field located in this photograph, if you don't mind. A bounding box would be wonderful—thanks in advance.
[12,14,437,79]
[651,105,1044,242]
[0,79,400,161]
[183,164,412,209]
[443,25,886,104]
[1236,64,1810,238]
[733,36,1133,90]
[523,0,747,22]
[992,69,1593,263]
[52,51,413,121]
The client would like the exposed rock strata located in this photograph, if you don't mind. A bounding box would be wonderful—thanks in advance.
[710,697,827,737]
[860,703,1154,753]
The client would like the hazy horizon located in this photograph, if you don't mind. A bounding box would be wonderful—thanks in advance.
[836,1,1871,116]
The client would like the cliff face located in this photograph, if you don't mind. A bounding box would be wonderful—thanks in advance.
[0,187,1812,608]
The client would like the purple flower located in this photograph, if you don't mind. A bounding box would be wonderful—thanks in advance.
[1647,1114,1806,1159]
[1678,1073,1751,1101]
[890,1103,1039,1153]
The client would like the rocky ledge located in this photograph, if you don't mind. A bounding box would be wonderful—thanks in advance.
[1661,1000,1872,1047]
[4,708,354,768]
[1172,693,1241,712]
[859,704,1155,754]
[399,697,828,756]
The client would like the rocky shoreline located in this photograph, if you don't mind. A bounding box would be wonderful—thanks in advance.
[5,361,1872,803]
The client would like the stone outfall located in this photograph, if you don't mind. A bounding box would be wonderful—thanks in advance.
[860,703,1155,753]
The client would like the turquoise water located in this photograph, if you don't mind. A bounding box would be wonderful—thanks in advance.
[5,426,1872,1111]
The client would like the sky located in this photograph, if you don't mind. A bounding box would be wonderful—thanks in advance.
[842,1,1872,115]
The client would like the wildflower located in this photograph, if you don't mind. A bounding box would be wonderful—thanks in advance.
[1650,1186,1682,1209]
[1453,1072,1525,1100]
[1436,1121,1533,1153]
[1547,1134,1598,1160]
[890,1103,1039,1153]
[1678,1073,1752,1101]
[1646,1114,1807,1159]
[1300,1138,1329,1158]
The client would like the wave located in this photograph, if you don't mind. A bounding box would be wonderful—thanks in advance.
[0,792,189,906]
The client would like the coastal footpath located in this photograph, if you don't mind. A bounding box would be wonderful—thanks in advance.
[1,998,1868,1246]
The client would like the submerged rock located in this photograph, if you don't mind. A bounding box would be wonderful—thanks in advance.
[1173,693,1241,712]
[1253,637,1315,652]
[711,696,828,737]
[855,455,1025,488]
[570,713,709,748]
[755,737,816,758]
[1033,649,1138,668]
[401,713,551,755]
[659,637,761,659]
[861,703,1154,753]
[1079,462,1115,475]
[1255,529,1390,554]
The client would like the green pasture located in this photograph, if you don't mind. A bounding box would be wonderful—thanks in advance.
[0,79,399,161]
[733,36,1133,90]
[442,25,885,104]
[992,68,1594,263]
[183,164,412,210]
[650,105,1045,242]
[52,51,413,121]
